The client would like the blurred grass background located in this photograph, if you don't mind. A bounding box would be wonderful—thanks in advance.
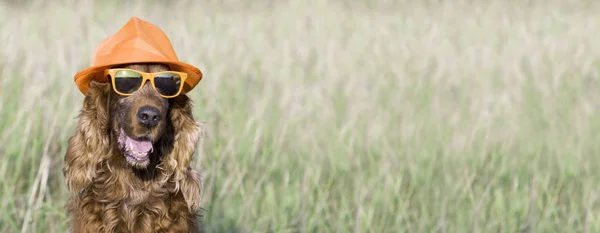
[2,0,600,232]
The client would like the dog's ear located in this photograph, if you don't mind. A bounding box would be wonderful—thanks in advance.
[163,94,203,212]
[63,80,111,196]
[180,168,203,213]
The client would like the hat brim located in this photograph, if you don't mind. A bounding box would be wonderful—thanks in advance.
[74,60,202,96]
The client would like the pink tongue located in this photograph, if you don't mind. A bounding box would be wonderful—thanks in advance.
[126,137,153,154]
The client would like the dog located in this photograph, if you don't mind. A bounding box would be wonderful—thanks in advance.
[63,63,204,233]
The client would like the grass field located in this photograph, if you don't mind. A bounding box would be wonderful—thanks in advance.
[2,0,600,232]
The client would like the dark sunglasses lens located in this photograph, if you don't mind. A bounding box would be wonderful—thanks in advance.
[154,73,182,96]
[114,70,143,94]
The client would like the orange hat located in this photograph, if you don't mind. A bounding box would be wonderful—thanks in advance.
[73,17,203,95]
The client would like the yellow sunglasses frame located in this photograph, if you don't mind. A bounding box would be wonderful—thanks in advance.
[104,68,188,98]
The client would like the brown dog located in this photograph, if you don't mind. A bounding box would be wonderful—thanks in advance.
[63,63,203,233]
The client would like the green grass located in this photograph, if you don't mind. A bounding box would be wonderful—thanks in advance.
[2,0,600,232]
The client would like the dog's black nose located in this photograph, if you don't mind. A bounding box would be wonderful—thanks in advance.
[137,106,161,128]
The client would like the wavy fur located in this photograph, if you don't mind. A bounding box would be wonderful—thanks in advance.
[63,79,203,233]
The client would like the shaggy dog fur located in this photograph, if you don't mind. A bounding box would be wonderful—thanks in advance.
[63,64,203,233]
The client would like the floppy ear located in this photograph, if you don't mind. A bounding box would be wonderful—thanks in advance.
[180,168,203,213]
[163,94,204,212]
[63,80,112,196]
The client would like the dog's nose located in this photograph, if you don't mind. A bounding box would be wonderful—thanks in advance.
[137,106,161,128]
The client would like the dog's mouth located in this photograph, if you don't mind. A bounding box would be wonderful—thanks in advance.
[117,128,153,165]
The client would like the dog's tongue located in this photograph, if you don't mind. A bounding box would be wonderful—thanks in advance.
[126,136,153,155]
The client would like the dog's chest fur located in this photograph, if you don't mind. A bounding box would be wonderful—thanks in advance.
[68,160,198,233]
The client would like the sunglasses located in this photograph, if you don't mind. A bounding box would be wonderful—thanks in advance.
[105,68,188,98]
